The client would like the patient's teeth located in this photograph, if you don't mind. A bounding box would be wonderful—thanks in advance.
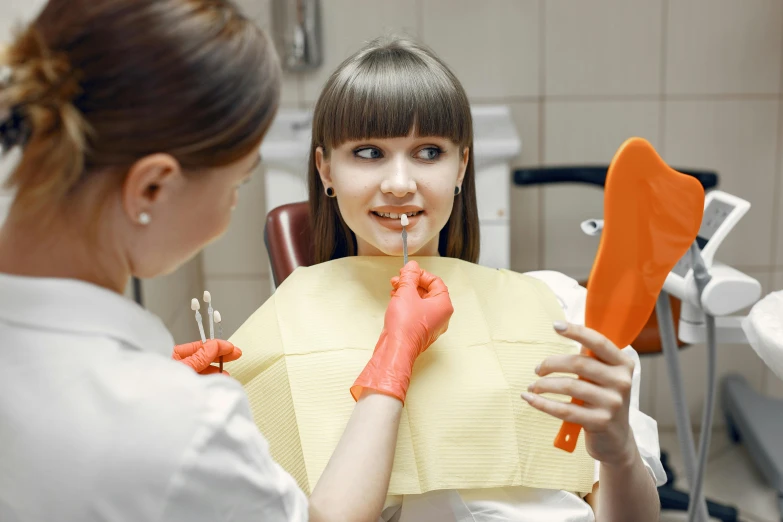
[389,213,399,219]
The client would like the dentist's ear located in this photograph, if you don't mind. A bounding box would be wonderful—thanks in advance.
[122,153,184,225]
[315,147,332,187]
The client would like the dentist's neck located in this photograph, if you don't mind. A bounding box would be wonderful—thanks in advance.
[0,191,130,294]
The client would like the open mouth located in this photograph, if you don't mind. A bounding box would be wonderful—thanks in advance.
[371,210,423,219]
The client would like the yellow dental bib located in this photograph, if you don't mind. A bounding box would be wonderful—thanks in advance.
[228,257,596,495]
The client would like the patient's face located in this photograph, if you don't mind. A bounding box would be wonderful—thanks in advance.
[316,132,468,257]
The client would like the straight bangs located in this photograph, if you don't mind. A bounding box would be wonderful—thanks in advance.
[314,45,472,151]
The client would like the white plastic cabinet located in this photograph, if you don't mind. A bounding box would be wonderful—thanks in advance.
[260,105,521,269]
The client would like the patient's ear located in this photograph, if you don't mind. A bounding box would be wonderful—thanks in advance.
[457,147,470,186]
[315,147,332,185]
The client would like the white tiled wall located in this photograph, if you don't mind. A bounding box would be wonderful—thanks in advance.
[421,0,539,100]
[4,0,783,429]
[665,0,783,96]
[544,0,663,97]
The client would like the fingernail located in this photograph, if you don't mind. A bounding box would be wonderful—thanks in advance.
[553,321,568,332]
[534,364,541,375]
[521,392,534,402]
[527,383,534,392]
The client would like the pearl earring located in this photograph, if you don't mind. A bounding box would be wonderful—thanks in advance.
[138,212,151,225]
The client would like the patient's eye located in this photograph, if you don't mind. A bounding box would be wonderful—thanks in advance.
[416,146,443,161]
[354,147,383,159]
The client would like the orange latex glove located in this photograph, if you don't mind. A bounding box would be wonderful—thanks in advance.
[350,261,454,404]
[172,340,242,375]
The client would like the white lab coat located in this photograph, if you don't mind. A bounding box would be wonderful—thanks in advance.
[379,271,668,522]
[0,273,308,522]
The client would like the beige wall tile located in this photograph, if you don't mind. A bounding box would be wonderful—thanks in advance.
[664,100,779,269]
[509,102,541,273]
[300,0,419,104]
[203,276,272,339]
[545,0,662,96]
[422,0,539,99]
[776,115,783,268]
[142,254,203,326]
[542,100,661,277]
[167,305,200,346]
[666,0,783,95]
[202,164,270,277]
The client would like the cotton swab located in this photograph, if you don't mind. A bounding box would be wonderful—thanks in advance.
[214,310,224,373]
[400,213,409,265]
[191,298,207,343]
[204,291,214,340]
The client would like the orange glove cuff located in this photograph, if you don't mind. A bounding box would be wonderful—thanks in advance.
[350,330,414,404]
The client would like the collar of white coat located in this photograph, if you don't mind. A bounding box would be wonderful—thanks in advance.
[0,272,174,357]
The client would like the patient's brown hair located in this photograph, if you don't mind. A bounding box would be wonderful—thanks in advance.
[0,0,280,218]
[308,36,479,264]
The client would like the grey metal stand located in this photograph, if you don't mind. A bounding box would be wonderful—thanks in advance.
[132,276,143,306]
[722,374,783,521]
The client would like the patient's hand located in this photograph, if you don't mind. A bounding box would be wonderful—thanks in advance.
[173,340,243,376]
[522,323,637,467]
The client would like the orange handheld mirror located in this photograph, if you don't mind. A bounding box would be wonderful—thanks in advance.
[554,137,705,453]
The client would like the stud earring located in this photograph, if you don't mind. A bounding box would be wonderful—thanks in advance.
[325,187,336,198]
[454,186,461,196]
[138,212,151,225]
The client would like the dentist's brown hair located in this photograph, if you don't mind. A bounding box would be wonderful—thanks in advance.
[0,0,280,219]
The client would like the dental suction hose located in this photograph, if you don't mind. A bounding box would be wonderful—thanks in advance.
[687,243,716,522]
[657,242,716,522]
[657,291,709,522]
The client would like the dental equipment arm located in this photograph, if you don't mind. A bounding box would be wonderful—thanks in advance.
[308,262,454,522]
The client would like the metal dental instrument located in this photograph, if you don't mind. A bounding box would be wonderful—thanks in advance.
[191,298,207,343]
[401,213,409,265]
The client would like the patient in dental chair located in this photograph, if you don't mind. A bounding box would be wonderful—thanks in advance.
[228,37,665,522]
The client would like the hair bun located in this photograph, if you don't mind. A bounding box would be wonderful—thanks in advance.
[2,25,89,211]
[7,26,81,108]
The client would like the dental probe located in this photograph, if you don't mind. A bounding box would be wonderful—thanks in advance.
[401,213,409,265]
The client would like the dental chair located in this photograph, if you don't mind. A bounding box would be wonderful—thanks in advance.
[264,201,313,287]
